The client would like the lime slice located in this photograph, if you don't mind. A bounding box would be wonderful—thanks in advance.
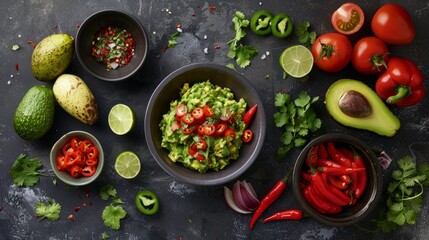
[115,151,141,179]
[108,104,135,135]
[279,45,314,78]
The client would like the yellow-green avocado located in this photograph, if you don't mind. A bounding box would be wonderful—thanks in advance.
[325,79,400,137]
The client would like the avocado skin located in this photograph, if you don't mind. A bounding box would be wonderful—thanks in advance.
[31,33,74,81]
[325,79,400,137]
[13,85,55,140]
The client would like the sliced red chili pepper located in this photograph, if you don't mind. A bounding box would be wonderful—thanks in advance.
[197,125,206,135]
[191,107,205,122]
[220,108,232,122]
[202,105,214,117]
[262,209,302,223]
[250,171,292,229]
[215,123,227,136]
[56,154,68,171]
[62,142,74,155]
[181,125,195,135]
[86,157,99,166]
[188,147,205,161]
[242,104,258,127]
[203,124,216,136]
[65,152,82,167]
[193,137,207,150]
[79,140,93,153]
[224,128,236,141]
[181,113,195,125]
[241,129,253,143]
[81,165,96,177]
[327,142,352,167]
[69,165,82,178]
[176,104,188,118]
[70,137,81,149]
[86,146,99,159]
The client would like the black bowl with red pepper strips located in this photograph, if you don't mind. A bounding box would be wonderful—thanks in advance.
[292,133,383,226]
[50,130,104,186]
[75,9,148,81]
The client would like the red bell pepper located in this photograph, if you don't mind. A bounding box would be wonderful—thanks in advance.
[375,57,425,107]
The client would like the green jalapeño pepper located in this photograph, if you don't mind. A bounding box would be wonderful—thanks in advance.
[135,190,159,215]
[271,13,293,38]
[250,10,273,36]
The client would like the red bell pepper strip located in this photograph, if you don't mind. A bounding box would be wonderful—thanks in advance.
[250,170,292,229]
[375,57,425,107]
[327,142,352,167]
[242,104,258,127]
[262,209,303,223]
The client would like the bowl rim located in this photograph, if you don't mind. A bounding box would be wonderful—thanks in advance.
[75,9,148,81]
[144,62,266,186]
[292,133,383,226]
[50,130,104,186]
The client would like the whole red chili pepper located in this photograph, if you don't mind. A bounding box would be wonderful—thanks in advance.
[318,166,365,175]
[320,173,352,205]
[249,170,291,229]
[262,209,303,223]
[306,145,319,168]
[307,184,342,214]
[317,143,329,159]
[327,175,348,190]
[317,159,344,168]
[327,142,352,167]
[303,186,327,213]
[242,104,258,127]
[311,172,349,206]
[352,149,367,199]
[375,57,425,107]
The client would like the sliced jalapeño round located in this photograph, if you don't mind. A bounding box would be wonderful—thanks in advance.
[250,10,273,36]
[135,190,159,215]
[271,13,294,38]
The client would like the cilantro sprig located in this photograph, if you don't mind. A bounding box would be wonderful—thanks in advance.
[294,21,317,47]
[100,185,127,230]
[9,154,49,187]
[376,156,429,232]
[35,200,61,221]
[227,11,258,68]
[274,91,321,158]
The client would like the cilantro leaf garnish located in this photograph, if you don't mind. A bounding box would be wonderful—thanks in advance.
[227,11,258,68]
[376,155,428,232]
[273,91,321,159]
[168,32,180,48]
[9,154,48,187]
[102,204,127,230]
[295,21,317,47]
[35,200,61,221]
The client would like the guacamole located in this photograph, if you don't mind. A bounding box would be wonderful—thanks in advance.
[159,80,248,173]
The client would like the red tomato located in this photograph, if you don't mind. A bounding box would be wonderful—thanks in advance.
[351,37,389,74]
[371,4,415,45]
[311,33,352,72]
[220,108,232,122]
[331,3,364,35]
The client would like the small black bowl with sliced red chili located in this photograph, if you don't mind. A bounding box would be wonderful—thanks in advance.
[50,130,104,186]
[75,10,148,81]
[292,133,383,227]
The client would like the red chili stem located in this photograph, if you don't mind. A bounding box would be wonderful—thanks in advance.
[262,209,303,223]
[249,170,292,229]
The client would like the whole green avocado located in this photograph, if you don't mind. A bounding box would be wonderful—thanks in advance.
[13,85,55,140]
[31,33,74,81]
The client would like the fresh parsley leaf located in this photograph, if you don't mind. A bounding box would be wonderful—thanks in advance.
[273,91,321,159]
[294,21,316,47]
[102,204,127,230]
[9,154,48,187]
[377,155,428,232]
[35,200,61,221]
[227,11,258,68]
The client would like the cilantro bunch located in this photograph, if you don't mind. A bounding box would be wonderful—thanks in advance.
[274,91,321,158]
[377,156,429,232]
[100,185,127,230]
[227,11,258,69]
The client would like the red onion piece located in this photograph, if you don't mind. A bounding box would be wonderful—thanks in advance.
[239,180,260,210]
[223,186,252,214]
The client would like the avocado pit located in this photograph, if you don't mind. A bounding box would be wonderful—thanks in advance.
[339,90,372,117]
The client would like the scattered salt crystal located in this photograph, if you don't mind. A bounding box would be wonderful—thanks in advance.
[204,35,207,40]
[266,51,270,56]
[177,28,182,33]
[10,75,14,78]
[259,2,262,5]
[261,54,266,60]
[18,34,21,38]
[152,31,157,35]
[7,80,11,85]
[204,47,208,54]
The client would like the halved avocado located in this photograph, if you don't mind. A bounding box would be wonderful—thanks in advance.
[325,79,400,137]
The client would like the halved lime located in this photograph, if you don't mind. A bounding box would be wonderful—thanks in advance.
[279,45,314,78]
[108,104,135,135]
[114,151,141,179]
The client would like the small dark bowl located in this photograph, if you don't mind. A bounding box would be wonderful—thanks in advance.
[75,10,148,81]
[144,63,266,186]
[292,133,383,226]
